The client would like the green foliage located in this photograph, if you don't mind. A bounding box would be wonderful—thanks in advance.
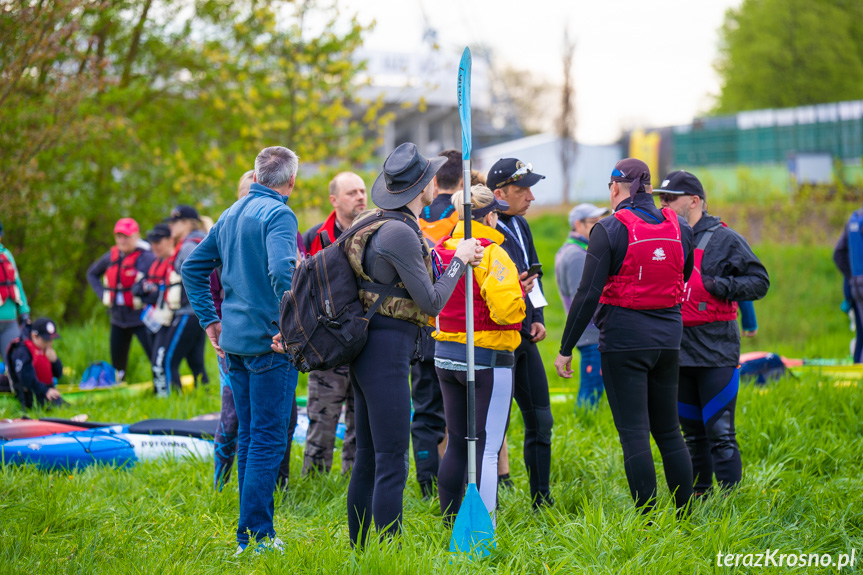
[0,0,387,322]
[715,0,863,113]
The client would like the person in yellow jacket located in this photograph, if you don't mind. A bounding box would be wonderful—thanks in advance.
[432,184,526,526]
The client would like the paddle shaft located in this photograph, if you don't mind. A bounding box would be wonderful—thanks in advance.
[463,161,477,484]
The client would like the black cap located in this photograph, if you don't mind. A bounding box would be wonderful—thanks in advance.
[146,223,172,242]
[486,159,545,191]
[655,170,705,199]
[32,318,61,340]
[167,205,200,222]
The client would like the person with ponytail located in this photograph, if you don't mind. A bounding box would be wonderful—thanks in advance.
[433,184,525,525]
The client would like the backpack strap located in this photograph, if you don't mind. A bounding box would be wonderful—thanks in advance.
[361,277,402,320]
[696,223,723,250]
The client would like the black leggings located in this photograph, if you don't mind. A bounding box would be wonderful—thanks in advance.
[347,314,419,547]
[109,324,153,375]
[151,314,206,396]
[410,358,446,486]
[601,349,693,511]
[678,366,741,492]
[511,336,554,506]
[437,366,512,525]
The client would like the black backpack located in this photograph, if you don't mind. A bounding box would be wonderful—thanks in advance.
[278,210,418,373]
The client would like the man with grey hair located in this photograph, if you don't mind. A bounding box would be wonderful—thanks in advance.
[183,146,300,554]
[554,203,609,409]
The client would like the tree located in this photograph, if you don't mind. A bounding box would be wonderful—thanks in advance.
[558,27,576,204]
[714,0,863,113]
[0,0,387,321]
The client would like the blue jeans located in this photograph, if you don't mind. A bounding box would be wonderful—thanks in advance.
[227,351,298,545]
[576,344,604,409]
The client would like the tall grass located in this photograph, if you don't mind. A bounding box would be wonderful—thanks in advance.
[1,213,860,573]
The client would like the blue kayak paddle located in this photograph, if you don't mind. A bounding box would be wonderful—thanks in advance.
[449,46,495,559]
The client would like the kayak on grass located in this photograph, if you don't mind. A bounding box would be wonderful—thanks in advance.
[0,425,213,470]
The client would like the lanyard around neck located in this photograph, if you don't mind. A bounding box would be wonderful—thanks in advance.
[498,219,528,268]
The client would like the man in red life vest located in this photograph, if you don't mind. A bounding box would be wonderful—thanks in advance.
[299,172,366,476]
[86,218,156,381]
[9,318,65,409]
[554,158,696,513]
[657,170,769,495]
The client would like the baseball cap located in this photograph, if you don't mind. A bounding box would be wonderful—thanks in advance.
[167,205,200,222]
[113,218,139,236]
[568,203,609,228]
[146,223,172,243]
[486,158,545,191]
[472,197,510,219]
[32,317,61,340]
[654,171,705,199]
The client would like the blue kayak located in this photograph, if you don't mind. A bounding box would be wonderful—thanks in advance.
[1,425,213,471]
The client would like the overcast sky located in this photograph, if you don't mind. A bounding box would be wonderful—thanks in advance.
[326,0,743,144]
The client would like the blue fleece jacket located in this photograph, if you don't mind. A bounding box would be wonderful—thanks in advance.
[181,183,298,356]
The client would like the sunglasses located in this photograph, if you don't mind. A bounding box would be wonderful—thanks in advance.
[658,193,689,203]
[499,162,533,187]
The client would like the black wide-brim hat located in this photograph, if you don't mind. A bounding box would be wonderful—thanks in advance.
[371,143,448,210]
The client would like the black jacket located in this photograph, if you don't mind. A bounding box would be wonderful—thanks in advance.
[9,341,62,408]
[496,213,545,337]
[86,243,156,328]
[680,213,770,367]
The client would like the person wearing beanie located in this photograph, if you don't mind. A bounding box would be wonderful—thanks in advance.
[658,171,769,496]
[0,219,31,371]
[554,158,696,514]
[86,218,156,381]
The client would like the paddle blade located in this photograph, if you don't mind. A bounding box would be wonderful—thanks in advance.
[449,483,495,558]
[458,47,472,160]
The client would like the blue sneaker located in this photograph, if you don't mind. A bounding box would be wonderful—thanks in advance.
[234,537,285,557]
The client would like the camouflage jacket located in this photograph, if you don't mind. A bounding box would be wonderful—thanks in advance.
[346,209,434,327]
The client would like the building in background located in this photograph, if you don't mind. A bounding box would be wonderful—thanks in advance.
[474,134,621,206]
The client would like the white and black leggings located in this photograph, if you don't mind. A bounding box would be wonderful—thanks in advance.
[436,366,513,525]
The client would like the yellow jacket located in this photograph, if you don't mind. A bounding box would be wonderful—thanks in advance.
[433,220,526,352]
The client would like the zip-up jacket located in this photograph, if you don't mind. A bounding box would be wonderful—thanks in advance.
[680,213,769,367]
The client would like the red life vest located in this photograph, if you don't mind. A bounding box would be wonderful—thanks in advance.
[434,237,523,333]
[165,235,202,310]
[0,251,22,306]
[681,224,738,326]
[599,207,685,310]
[310,211,341,256]
[103,246,143,308]
[147,257,171,286]
[23,339,54,386]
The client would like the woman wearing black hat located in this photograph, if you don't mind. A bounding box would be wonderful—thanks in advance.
[345,142,483,547]
[554,158,696,515]
[150,206,209,396]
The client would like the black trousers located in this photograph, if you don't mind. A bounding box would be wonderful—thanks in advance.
[410,356,445,486]
[347,314,419,547]
[511,335,553,506]
[109,323,153,375]
[678,366,741,492]
[601,349,693,511]
[151,314,205,396]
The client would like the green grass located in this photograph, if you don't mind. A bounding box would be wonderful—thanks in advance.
[1,214,861,573]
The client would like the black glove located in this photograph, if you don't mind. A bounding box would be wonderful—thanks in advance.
[18,313,30,327]
[701,275,717,295]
